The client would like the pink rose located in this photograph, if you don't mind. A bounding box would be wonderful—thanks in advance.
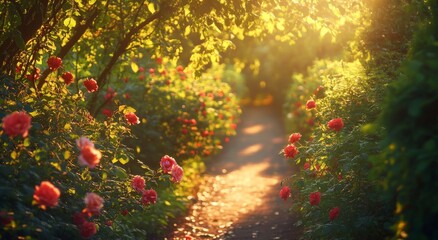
[160,155,176,173]
[76,136,94,150]
[2,111,32,138]
[170,164,184,183]
[141,189,157,205]
[84,193,104,216]
[131,175,146,193]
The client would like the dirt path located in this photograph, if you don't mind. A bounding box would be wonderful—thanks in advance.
[168,106,300,239]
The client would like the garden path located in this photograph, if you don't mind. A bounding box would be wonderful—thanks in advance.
[167,106,300,239]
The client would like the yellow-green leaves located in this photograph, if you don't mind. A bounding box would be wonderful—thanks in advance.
[63,17,77,29]
[131,62,139,73]
[147,2,156,14]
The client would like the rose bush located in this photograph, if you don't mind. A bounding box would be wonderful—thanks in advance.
[279,1,423,239]
[0,51,240,239]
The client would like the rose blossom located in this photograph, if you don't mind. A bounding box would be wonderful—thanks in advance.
[141,189,158,205]
[102,108,113,118]
[47,56,62,70]
[33,181,60,209]
[279,186,291,201]
[61,71,74,85]
[131,175,146,193]
[160,155,176,173]
[329,207,340,221]
[303,162,310,170]
[283,144,299,159]
[76,136,94,150]
[2,111,32,138]
[80,221,97,238]
[170,164,184,183]
[83,78,98,92]
[327,118,344,132]
[309,191,321,206]
[84,193,104,216]
[288,132,302,143]
[125,112,140,125]
[72,212,87,226]
[78,145,101,169]
[306,99,316,109]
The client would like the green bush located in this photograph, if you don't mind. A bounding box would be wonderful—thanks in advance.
[376,0,438,238]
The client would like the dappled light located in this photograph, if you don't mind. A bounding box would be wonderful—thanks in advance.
[242,124,265,135]
[239,143,263,156]
[1,0,437,239]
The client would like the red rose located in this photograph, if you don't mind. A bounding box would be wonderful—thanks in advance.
[160,155,176,173]
[61,72,74,85]
[176,65,184,72]
[78,145,101,169]
[26,67,40,81]
[279,186,291,201]
[283,144,299,159]
[84,193,104,216]
[72,212,86,226]
[156,57,163,64]
[102,108,113,118]
[2,111,31,138]
[306,100,316,110]
[309,191,321,206]
[121,209,129,216]
[327,118,344,132]
[170,164,184,183]
[288,133,302,143]
[141,189,157,205]
[47,56,62,70]
[329,207,340,221]
[303,162,310,170]
[131,175,146,193]
[0,212,13,226]
[125,112,140,125]
[83,78,98,92]
[104,87,116,100]
[138,66,145,72]
[33,181,60,209]
[80,221,97,239]
[149,68,155,74]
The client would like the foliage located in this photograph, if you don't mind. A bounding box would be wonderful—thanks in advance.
[376,0,438,239]
[280,0,423,239]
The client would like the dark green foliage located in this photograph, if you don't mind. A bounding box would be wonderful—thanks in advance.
[378,1,438,238]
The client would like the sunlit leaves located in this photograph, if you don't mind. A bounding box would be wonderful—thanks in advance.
[63,17,77,29]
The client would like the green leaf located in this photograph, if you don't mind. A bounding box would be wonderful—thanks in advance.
[131,62,139,73]
[64,150,71,160]
[23,138,30,147]
[147,3,156,14]
[12,30,25,49]
[63,17,77,29]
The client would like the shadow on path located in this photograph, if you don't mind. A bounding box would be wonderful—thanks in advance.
[168,106,300,239]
